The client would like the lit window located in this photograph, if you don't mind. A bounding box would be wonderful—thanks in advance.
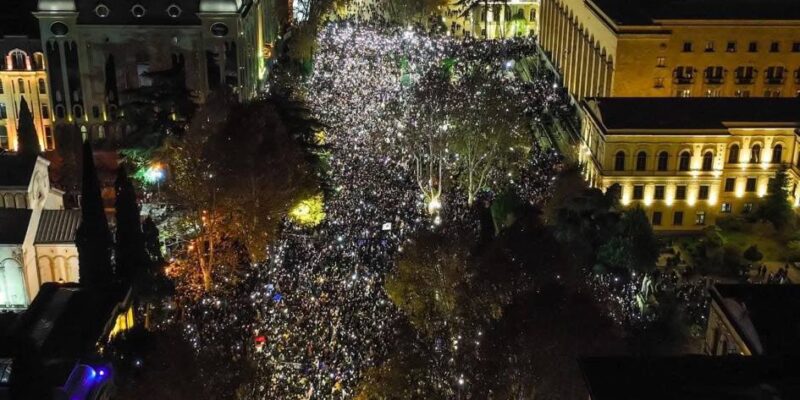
[656,57,665,67]
[695,211,706,225]
[751,145,761,163]
[17,78,25,93]
[721,203,732,213]
[705,41,715,52]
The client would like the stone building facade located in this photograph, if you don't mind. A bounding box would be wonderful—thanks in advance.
[539,0,800,100]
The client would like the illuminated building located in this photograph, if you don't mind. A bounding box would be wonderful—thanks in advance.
[580,97,800,231]
[539,0,800,100]
[0,154,80,309]
[704,284,800,356]
[0,36,54,151]
[33,0,278,140]
[442,0,539,39]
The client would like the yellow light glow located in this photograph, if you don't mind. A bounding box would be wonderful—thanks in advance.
[289,194,326,226]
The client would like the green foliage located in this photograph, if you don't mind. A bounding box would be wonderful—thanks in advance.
[597,207,659,274]
[758,165,794,230]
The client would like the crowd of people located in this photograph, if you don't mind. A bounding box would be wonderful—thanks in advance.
[166,21,570,398]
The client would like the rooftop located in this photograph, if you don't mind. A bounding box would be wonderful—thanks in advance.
[583,97,800,133]
[589,0,800,26]
[12,283,125,359]
[580,355,800,400]
[0,209,32,244]
[35,210,81,244]
[712,284,800,355]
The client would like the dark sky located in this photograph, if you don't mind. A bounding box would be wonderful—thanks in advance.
[0,0,39,37]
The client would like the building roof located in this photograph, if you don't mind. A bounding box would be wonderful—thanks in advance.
[0,155,36,187]
[712,284,800,355]
[583,97,800,133]
[589,0,800,26]
[0,209,32,244]
[580,356,800,400]
[12,283,125,359]
[73,0,203,25]
[35,209,81,244]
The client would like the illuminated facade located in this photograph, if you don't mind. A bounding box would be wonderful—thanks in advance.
[442,0,539,39]
[33,0,276,140]
[539,0,800,100]
[580,97,800,231]
[0,37,54,152]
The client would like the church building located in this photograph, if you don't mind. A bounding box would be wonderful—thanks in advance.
[0,154,80,309]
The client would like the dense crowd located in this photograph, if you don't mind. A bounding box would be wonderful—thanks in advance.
[168,22,569,398]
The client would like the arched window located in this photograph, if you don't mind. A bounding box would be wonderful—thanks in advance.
[17,78,24,93]
[9,50,26,70]
[636,151,647,171]
[614,151,626,171]
[728,144,739,163]
[657,151,668,171]
[772,144,783,163]
[751,144,761,163]
[33,53,45,70]
[702,152,714,171]
[38,79,46,94]
[80,125,88,141]
[678,151,691,171]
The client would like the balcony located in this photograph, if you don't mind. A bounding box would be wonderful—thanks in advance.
[704,76,724,85]
[735,76,754,85]
[674,76,694,85]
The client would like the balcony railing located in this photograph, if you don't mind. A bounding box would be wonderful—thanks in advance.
[704,76,724,84]
[765,76,785,85]
[735,76,754,85]
[674,76,694,84]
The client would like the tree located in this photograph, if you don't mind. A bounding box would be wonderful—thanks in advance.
[743,245,763,264]
[48,124,82,191]
[117,58,197,150]
[449,72,528,206]
[16,97,40,156]
[454,0,509,38]
[142,216,164,267]
[597,207,659,275]
[759,165,794,230]
[76,140,114,286]
[165,93,320,289]
[114,165,148,288]
[552,185,621,266]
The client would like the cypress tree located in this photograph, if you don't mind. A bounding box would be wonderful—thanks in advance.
[114,165,147,287]
[76,140,114,286]
[16,97,40,156]
[142,216,164,267]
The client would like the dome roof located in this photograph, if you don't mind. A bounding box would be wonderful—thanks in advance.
[38,0,76,11]
[199,0,240,12]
